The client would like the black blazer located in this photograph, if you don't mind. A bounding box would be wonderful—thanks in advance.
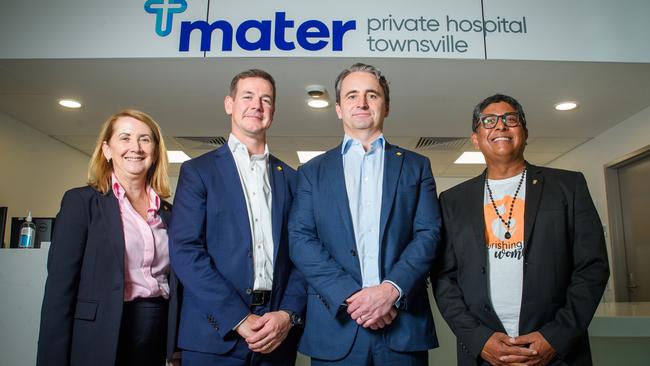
[433,163,609,366]
[36,186,180,366]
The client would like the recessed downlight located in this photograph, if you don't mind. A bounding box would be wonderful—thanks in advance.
[307,99,329,108]
[58,99,82,109]
[306,85,330,109]
[554,101,579,111]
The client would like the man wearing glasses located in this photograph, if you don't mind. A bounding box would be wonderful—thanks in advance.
[433,94,609,365]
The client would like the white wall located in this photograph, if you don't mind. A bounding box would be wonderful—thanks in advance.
[0,113,90,365]
[549,105,650,301]
[0,112,89,246]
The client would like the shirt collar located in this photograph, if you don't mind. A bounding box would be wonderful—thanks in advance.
[341,134,385,155]
[228,133,269,160]
[111,173,160,212]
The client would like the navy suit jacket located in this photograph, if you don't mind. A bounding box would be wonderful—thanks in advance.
[289,142,441,360]
[433,164,609,365]
[169,145,305,356]
[36,186,179,366]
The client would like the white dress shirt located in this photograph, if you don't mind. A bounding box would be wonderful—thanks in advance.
[228,134,274,291]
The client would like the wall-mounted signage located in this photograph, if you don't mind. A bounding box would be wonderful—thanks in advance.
[1,0,649,62]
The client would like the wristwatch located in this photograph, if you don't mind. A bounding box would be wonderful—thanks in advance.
[282,310,303,327]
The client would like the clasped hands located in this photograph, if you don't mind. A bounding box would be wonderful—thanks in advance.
[345,282,400,330]
[481,331,556,366]
[236,283,400,353]
[236,311,291,354]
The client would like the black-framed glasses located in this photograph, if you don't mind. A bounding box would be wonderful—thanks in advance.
[477,112,522,129]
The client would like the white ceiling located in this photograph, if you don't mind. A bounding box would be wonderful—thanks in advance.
[1,57,650,177]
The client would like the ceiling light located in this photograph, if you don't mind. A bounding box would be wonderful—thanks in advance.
[297,151,325,164]
[554,101,579,111]
[454,152,486,164]
[307,99,329,108]
[306,85,330,109]
[58,99,82,108]
[167,150,191,163]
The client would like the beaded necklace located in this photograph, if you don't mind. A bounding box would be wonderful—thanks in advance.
[485,168,526,240]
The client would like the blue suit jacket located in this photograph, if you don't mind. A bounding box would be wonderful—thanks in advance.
[289,142,441,360]
[169,145,305,356]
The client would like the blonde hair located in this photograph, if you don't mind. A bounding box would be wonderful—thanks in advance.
[87,109,171,198]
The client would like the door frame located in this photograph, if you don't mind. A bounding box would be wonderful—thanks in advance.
[604,144,650,302]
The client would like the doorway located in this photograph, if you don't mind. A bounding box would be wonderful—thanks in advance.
[606,145,650,302]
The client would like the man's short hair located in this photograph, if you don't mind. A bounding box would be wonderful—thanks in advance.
[229,69,276,103]
[335,63,390,108]
[472,94,527,132]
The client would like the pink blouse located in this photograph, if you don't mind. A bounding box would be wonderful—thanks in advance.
[112,175,170,301]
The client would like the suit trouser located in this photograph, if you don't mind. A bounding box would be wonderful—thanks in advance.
[115,297,168,366]
[310,326,428,366]
[183,304,299,366]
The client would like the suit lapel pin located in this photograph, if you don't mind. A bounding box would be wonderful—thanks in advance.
[277,165,283,171]
[396,151,402,156]
[533,179,538,185]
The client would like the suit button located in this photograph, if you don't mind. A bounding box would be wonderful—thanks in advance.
[248,250,252,258]
[350,250,357,256]
[481,267,486,274]
[484,305,491,312]
[246,288,252,295]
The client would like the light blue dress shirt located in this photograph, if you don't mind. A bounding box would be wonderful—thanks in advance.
[342,134,385,288]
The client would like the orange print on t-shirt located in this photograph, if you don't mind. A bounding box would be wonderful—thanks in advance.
[484,195,525,246]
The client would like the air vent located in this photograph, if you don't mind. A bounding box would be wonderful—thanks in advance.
[175,136,227,149]
[414,137,467,151]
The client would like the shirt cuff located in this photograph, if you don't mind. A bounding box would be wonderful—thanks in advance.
[382,280,403,306]
[233,313,251,331]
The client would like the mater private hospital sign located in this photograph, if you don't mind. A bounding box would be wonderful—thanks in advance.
[142,0,526,58]
[1,0,650,62]
[142,0,650,62]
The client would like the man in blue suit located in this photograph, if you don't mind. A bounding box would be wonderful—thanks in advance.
[289,63,442,365]
[170,69,305,365]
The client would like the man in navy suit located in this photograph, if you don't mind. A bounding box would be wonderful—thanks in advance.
[170,69,305,365]
[289,63,441,365]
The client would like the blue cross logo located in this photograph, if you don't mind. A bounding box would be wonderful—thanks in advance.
[144,0,188,37]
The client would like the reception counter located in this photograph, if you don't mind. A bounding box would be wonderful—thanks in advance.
[589,301,650,364]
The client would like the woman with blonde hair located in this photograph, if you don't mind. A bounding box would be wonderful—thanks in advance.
[37,109,179,366]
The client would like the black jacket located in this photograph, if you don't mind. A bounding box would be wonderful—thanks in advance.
[433,164,609,365]
[36,186,180,366]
